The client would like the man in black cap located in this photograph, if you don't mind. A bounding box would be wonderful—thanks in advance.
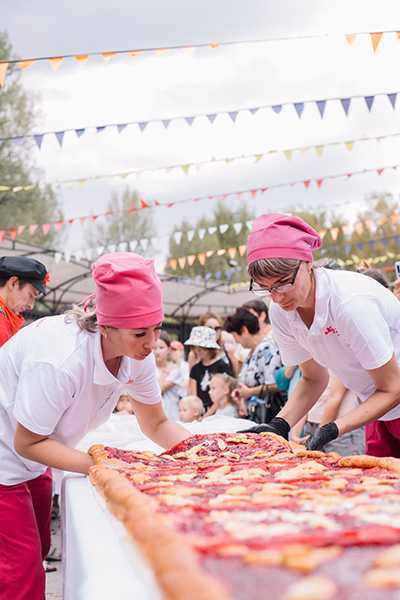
[0,256,49,347]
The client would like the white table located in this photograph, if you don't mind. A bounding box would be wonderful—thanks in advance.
[62,415,249,600]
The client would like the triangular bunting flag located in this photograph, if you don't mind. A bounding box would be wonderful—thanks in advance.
[187,230,195,242]
[208,226,217,235]
[250,190,257,199]
[294,103,305,118]
[283,150,293,161]
[316,179,323,188]
[249,108,259,115]
[345,141,354,152]
[370,32,383,52]
[272,105,282,114]
[33,134,44,149]
[169,258,177,270]
[17,225,26,236]
[140,199,150,209]
[0,230,5,242]
[303,180,311,189]
[340,98,351,116]
[96,126,106,134]
[18,59,35,70]
[101,52,116,61]
[228,111,238,123]
[198,229,206,240]
[74,54,89,64]
[217,249,226,256]
[9,228,17,241]
[206,250,214,258]
[206,114,217,124]
[184,116,195,127]
[254,154,263,162]
[316,100,326,118]
[138,122,148,132]
[117,124,127,133]
[233,222,242,234]
[330,227,339,241]
[246,220,252,230]
[29,224,38,235]
[187,255,196,266]
[49,56,64,70]
[75,128,85,138]
[219,224,229,234]
[54,252,62,263]
[141,239,149,251]
[315,146,324,157]
[377,168,384,175]
[0,62,8,87]
[197,253,206,265]
[174,231,182,244]
[227,247,237,259]
[238,245,246,256]
[345,33,357,45]
[364,96,375,112]
[42,223,51,236]
[55,131,65,147]
[162,119,171,129]
[181,164,190,175]
[64,251,72,263]
[388,93,397,110]
[54,221,63,232]
[129,241,137,252]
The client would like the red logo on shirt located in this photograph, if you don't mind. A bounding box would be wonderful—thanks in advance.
[324,326,338,336]
[127,378,134,384]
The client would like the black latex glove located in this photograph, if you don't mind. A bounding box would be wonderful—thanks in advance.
[306,422,339,451]
[239,417,290,440]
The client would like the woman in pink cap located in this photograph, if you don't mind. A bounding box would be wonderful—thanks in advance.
[0,252,189,600]
[244,213,400,458]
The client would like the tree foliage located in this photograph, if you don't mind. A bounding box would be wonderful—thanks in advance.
[0,31,61,246]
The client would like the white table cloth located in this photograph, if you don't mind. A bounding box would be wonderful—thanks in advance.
[62,414,249,600]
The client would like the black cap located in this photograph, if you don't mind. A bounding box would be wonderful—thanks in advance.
[0,256,49,295]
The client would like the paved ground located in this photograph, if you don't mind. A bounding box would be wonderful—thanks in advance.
[46,505,63,600]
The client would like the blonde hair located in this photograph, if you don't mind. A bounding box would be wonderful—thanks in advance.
[180,395,205,419]
[248,258,300,281]
[64,295,98,333]
[206,373,238,416]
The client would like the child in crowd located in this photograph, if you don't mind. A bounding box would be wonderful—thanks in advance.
[114,392,135,415]
[178,395,205,422]
[185,326,231,411]
[155,331,188,421]
[207,373,239,418]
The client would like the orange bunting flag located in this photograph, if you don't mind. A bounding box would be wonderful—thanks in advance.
[169,258,177,270]
[18,59,35,70]
[345,33,357,45]
[17,225,25,236]
[319,230,326,240]
[198,253,206,266]
[391,214,399,224]
[9,228,17,241]
[187,255,196,266]
[0,62,8,87]
[208,42,220,48]
[397,32,400,40]
[370,32,383,52]
[227,247,237,259]
[140,199,150,209]
[74,54,89,64]
[101,52,116,61]
[354,222,364,235]
[49,57,64,70]
[178,257,186,269]
[238,245,246,257]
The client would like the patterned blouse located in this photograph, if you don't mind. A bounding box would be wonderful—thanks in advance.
[239,335,282,389]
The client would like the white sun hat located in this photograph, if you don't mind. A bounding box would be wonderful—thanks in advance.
[184,326,220,349]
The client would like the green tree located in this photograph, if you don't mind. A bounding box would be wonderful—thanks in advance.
[85,188,155,255]
[0,31,61,246]
[166,202,254,281]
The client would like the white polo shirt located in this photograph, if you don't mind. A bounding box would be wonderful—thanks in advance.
[0,315,161,485]
[270,268,400,422]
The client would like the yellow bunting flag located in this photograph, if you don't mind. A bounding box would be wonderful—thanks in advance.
[319,229,326,240]
[283,150,293,161]
[198,253,206,266]
[181,164,191,175]
[345,33,357,45]
[101,52,116,61]
[74,54,89,64]
[370,32,383,52]
[154,49,169,55]
[238,245,246,257]
[397,32,400,40]
[0,62,9,87]
[315,146,324,157]
[49,57,64,70]
[178,257,186,269]
[217,249,226,256]
[18,59,35,70]
[345,141,354,152]
[128,51,142,57]
[169,258,177,270]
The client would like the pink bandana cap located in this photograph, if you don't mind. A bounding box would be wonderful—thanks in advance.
[247,213,321,265]
[92,252,164,329]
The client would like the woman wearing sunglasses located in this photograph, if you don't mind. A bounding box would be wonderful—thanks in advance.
[243,213,400,458]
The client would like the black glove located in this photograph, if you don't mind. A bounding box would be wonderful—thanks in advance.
[239,417,290,440]
[306,422,339,451]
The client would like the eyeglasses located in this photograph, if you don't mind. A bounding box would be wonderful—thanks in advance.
[249,263,302,297]
[210,326,222,332]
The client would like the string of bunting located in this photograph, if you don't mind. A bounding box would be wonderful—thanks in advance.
[1,30,398,87]
[0,162,398,241]
[0,90,397,150]
[1,130,400,193]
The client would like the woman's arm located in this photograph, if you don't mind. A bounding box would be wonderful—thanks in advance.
[319,376,347,425]
[14,424,94,474]
[132,400,190,449]
[188,377,197,395]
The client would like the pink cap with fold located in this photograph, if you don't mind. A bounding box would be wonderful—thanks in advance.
[92,252,164,329]
[247,213,321,264]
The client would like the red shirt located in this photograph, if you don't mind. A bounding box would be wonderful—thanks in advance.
[0,297,24,347]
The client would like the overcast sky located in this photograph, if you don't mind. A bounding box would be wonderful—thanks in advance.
[2,0,400,267]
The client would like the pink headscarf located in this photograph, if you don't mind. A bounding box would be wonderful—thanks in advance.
[247,213,321,264]
[92,252,164,329]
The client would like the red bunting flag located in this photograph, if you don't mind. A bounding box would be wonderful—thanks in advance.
[9,228,17,240]
[303,180,311,189]
[316,179,324,188]
[42,223,51,236]
[140,199,150,209]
